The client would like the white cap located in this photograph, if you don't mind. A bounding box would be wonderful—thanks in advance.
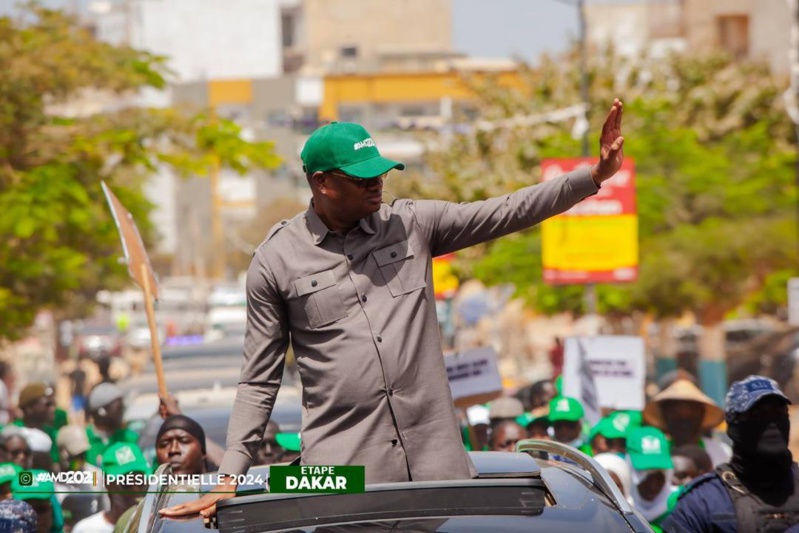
[21,427,52,453]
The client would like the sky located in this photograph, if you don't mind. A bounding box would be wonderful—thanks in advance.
[452,0,580,62]
[6,0,582,63]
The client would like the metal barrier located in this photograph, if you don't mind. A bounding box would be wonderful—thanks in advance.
[515,439,636,515]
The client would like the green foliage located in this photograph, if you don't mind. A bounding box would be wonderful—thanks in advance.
[0,4,280,339]
[396,47,797,320]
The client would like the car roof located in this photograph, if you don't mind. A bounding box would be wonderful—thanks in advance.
[137,442,651,533]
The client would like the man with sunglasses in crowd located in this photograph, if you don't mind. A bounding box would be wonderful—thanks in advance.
[163,99,626,520]
[12,383,59,465]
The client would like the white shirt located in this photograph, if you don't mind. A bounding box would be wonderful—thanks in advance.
[71,511,114,533]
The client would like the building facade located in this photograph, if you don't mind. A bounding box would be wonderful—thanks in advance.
[585,0,790,75]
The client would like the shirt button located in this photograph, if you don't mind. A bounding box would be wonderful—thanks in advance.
[361,294,367,302]
[280,220,287,225]
[347,254,353,260]
[388,388,394,396]
[311,280,318,287]
[376,336,382,343]
[390,251,397,258]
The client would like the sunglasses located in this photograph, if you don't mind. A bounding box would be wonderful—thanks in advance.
[5,447,31,457]
[328,171,386,188]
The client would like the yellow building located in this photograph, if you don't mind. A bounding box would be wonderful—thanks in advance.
[319,66,524,126]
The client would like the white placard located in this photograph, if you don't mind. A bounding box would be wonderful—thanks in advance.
[445,347,503,408]
[788,278,799,326]
[562,336,646,417]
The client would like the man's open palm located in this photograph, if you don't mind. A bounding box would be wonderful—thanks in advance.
[595,99,624,183]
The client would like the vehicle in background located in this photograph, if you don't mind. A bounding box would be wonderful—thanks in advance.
[74,322,123,359]
[205,283,247,340]
[126,319,166,351]
[130,440,652,533]
[208,283,246,308]
[205,306,247,341]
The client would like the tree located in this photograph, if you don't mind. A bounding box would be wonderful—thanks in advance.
[393,46,797,363]
[0,4,280,339]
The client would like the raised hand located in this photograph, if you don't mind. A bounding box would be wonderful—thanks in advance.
[591,99,624,184]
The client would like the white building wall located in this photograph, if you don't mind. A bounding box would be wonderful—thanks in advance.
[96,0,282,82]
[92,0,284,256]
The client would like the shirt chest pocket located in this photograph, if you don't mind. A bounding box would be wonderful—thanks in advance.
[293,270,348,329]
[373,240,426,297]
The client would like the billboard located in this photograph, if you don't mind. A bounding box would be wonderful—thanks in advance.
[541,158,638,284]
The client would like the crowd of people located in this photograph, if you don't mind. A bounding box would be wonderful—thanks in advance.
[471,372,799,532]
[0,350,796,532]
[0,372,301,532]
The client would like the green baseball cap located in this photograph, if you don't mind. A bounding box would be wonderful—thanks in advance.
[516,406,549,428]
[0,462,20,485]
[589,417,618,441]
[627,427,673,471]
[12,469,54,500]
[590,411,640,441]
[301,122,405,178]
[275,432,301,452]
[548,396,584,422]
[101,442,149,477]
[615,410,643,429]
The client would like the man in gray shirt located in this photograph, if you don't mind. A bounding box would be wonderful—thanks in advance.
[162,98,625,519]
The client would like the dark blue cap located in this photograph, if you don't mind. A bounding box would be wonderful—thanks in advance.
[725,375,790,416]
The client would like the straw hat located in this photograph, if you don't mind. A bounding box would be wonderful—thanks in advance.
[643,379,724,431]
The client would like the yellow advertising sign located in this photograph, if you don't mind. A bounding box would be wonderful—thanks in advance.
[542,215,638,271]
[432,254,459,299]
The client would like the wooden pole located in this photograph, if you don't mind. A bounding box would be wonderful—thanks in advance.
[141,263,167,398]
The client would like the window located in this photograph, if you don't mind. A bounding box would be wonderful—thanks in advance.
[340,46,358,59]
[717,15,749,59]
[281,13,295,48]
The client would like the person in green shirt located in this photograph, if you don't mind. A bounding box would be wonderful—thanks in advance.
[11,469,65,533]
[13,383,59,464]
[548,396,589,453]
[85,384,138,467]
[73,443,149,533]
[627,426,678,532]
[516,406,550,440]
[0,461,20,499]
[588,410,642,456]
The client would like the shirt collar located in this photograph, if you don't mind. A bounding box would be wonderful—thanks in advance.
[305,203,329,245]
[305,202,376,245]
[358,214,376,235]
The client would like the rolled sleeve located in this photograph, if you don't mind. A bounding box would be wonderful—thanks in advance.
[218,248,289,477]
[411,166,597,256]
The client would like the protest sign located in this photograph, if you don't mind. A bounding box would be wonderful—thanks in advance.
[102,182,167,398]
[562,336,645,422]
[445,347,503,409]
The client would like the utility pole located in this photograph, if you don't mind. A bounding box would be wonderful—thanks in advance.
[577,0,598,318]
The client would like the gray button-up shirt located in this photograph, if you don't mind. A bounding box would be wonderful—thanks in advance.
[218,167,598,483]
